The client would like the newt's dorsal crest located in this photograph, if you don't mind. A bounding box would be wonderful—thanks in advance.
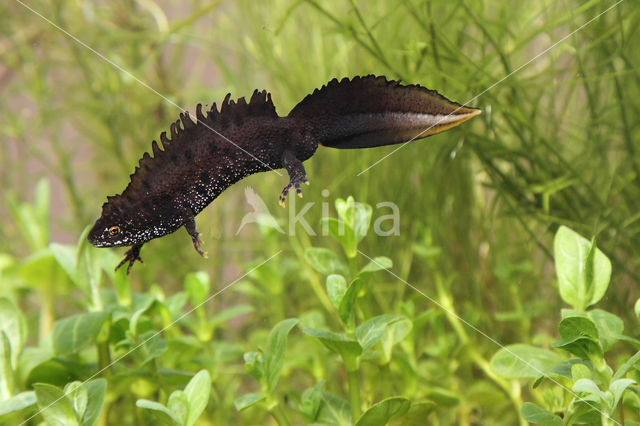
[95,89,279,221]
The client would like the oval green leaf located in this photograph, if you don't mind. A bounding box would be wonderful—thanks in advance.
[265,318,299,392]
[34,383,79,426]
[520,402,563,426]
[356,397,410,426]
[53,311,110,356]
[554,226,611,310]
[490,344,564,379]
[184,370,211,426]
[305,247,348,276]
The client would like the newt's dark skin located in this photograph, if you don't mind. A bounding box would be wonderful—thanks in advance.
[88,75,481,273]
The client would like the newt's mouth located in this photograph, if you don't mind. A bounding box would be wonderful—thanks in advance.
[87,231,107,247]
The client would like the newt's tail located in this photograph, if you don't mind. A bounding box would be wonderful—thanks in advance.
[288,75,480,149]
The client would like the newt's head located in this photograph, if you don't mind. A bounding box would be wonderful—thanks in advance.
[89,216,133,248]
[88,196,149,247]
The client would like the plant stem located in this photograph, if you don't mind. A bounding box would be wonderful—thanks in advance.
[347,368,362,421]
[434,273,525,425]
[269,403,291,426]
[97,341,112,377]
[290,234,335,314]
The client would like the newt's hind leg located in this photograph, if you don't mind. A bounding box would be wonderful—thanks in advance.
[183,214,208,259]
[115,244,144,275]
[279,150,309,207]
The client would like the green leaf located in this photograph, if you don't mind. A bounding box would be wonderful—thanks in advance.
[588,309,623,352]
[49,243,79,286]
[24,357,73,389]
[571,363,591,381]
[553,316,603,361]
[167,390,188,425]
[137,332,168,366]
[82,379,106,426]
[234,393,265,411]
[53,311,110,356]
[129,297,156,336]
[184,272,210,307]
[184,370,211,426]
[612,350,640,380]
[6,179,49,251]
[571,407,602,425]
[65,382,87,421]
[355,397,410,426]
[0,297,27,368]
[326,274,347,310]
[20,249,68,291]
[136,400,181,425]
[609,378,635,411]
[349,201,372,244]
[381,317,412,362]
[113,265,132,307]
[265,318,298,392]
[243,351,264,382]
[490,344,564,379]
[554,226,611,310]
[302,328,362,370]
[316,391,351,425]
[209,305,254,327]
[0,332,14,400]
[520,402,564,426]
[323,217,357,259]
[423,387,459,407]
[329,197,373,258]
[552,336,603,363]
[635,299,640,320]
[336,197,372,241]
[389,401,436,425]
[338,278,363,326]
[355,315,403,351]
[305,247,348,276]
[572,378,607,405]
[359,256,392,274]
[0,391,36,416]
[299,381,324,422]
[558,315,599,340]
[34,383,79,426]
[544,358,579,380]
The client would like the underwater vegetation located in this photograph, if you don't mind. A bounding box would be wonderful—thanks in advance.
[1,0,639,424]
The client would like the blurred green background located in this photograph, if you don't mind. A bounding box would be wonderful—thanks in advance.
[1,0,639,424]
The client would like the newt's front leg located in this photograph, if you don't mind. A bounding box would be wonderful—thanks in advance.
[183,213,208,259]
[115,244,144,275]
[279,150,309,207]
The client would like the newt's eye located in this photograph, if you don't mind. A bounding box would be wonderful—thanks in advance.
[108,226,121,236]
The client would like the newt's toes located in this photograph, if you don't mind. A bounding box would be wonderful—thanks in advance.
[280,183,294,207]
[115,245,144,275]
[194,244,207,258]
